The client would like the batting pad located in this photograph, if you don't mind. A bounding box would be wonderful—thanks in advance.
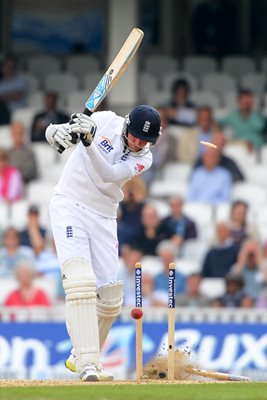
[62,257,100,372]
[96,280,124,349]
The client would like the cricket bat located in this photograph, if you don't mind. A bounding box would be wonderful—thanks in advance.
[58,28,144,153]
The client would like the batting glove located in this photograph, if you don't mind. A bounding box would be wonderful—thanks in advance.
[70,113,97,147]
[46,123,78,153]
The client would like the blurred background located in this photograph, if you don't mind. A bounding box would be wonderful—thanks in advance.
[0,0,267,381]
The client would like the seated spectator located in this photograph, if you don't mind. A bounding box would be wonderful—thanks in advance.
[187,147,232,204]
[0,227,34,276]
[179,106,215,162]
[229,200,257,245]
[0,55,28,113]
[212,273,254,308]
[4,261,51,307]
[231,239,267,301]
[201,222,240,278]
[166,79,197,127]
[219,89,265,150]
[34,235,61,278]
[132,203,178,256]
[31,91,69,142]
[20,205,47,255]
[176,273,210,307]
[8,122,38,183]
[117,176,147,251]
[0,148,24,202]
[163,196,197,248]
[153,240,186,305]
[194,130,244,183]
[141,107,177,186]
[118,243,144,306]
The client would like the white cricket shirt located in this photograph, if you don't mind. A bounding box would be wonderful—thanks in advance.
[54,111,152,218]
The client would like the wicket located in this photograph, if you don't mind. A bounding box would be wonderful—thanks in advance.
[135,262,143,380]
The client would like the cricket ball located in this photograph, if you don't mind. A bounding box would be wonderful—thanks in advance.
[131,308,143,320]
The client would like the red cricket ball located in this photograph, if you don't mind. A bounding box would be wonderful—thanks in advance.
[131,308,143,320]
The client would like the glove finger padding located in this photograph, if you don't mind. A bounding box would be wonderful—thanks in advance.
[70,113,97,147]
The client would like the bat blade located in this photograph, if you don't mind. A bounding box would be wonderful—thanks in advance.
[84,28,144,115]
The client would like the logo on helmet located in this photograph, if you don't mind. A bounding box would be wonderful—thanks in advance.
[143,121,151,132]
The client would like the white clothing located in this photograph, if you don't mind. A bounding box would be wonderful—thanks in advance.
[54,111,152,218]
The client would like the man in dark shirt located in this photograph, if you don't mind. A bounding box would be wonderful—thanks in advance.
[31,91,69,142]
[194,130,244,183]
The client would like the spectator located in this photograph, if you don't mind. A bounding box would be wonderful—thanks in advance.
[229,200,257,245]
[4,261,51,307]
[0,55,28,112]
[212,273,254,308]
[194,130,244,183]
[132,203,178,256]
[153,240,186,305]
[219,89,265,150]
[178,107,215,162]
[31,91,69,142]
[117,176,146,250]
[166,79,197,127]
[0,147,24,202]
[231,239,267,301]
[141,107,177,186]
[163,196,197,248]
[176,273,210,307]
[34,235,61,278]
[201,222,240,278]
[20,205,46,255]
[187,147,232,204]
[0,228,34,276]
[8,122,38,183]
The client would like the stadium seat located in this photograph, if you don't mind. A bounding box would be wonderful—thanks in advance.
[199,278,226,299]
[255,205,267,243]
[142,89,169,107]
[9,199,29,230]
[223,142,257,168]
[81,71,105,91]
[32,143,59,180]
[201,73,236,96]
[221,56,255,78]
[182,56,217,78]
[66,90,93,112]
[240,73,266,94]
[161,162,191,183]
[139,72,159,102]
[161,71,198,92]
[182,202,215,242]
[141,256,163,277]
[0,125,12,149]
[231,182,267,209]
[143,55,178,75]
[11,107,37,139]
[26,56,62,78]
[223,90,261,110]
[214,203,231,223]
[27,180,56,207]
[44,73,80,95]
[181,239,209,265]
[245,165,267,187]
[149,180,188,199]
[0,202,10,230]
[20,72,40,91]
[64,55,101,75]
[190,90,221,108]
[175,258,201,276]
[146,199,171,219]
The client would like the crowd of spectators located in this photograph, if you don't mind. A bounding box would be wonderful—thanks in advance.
[1,53,267,315]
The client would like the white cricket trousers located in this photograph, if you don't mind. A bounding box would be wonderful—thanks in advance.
[49,195,120,288]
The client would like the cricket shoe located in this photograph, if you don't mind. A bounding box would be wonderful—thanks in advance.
[80,363,113,382]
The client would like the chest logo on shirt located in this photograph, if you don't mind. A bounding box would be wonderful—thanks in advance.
[135,163,145,173]
[98,136,114,154]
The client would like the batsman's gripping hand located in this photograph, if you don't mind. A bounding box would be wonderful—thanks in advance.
[70,113,97,147]
[46,123,78,153]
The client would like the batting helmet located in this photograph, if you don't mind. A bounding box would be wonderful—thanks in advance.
[126,105,161,144]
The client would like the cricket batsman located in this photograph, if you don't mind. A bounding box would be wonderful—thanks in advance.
[45,105,161,381]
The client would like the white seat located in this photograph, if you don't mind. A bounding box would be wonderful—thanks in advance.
[32,143,59,180]
[245,165,267,187]
[143,55,178,75]
[0,202,10,230]
[81,71,105,91]
[200,278,226,299]
[190,90,221,108]
[44,73,80,95]
[231,182,267,209]
[221,56,255,79]
[146,199,171,219]
[183,56,217,78]
[240,73,266,94]
[11,107,36,136]
[27,180,55,207]
[0,125,12,149]
[161,71,198,92]
[223,142,257,168]
[66,90,93,111]
[255,205,267,243]
[140,256,163,277]
[175,258,202,276]
[142,89,169,107]
[223,90,261,110]
[201,73,236,96]
[182,202,213,228]
[181,239,209,264]
[64,55,101,75]
[214,202,231,223]
[149,181,188,199]
[9,200,28,230]
[26,56,62,78]
[139,72,159,101]
[162,162,191,183]
[260,145,267,164]
[20,73,40,91]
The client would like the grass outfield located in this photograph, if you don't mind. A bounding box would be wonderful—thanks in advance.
[0,382,267,400]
